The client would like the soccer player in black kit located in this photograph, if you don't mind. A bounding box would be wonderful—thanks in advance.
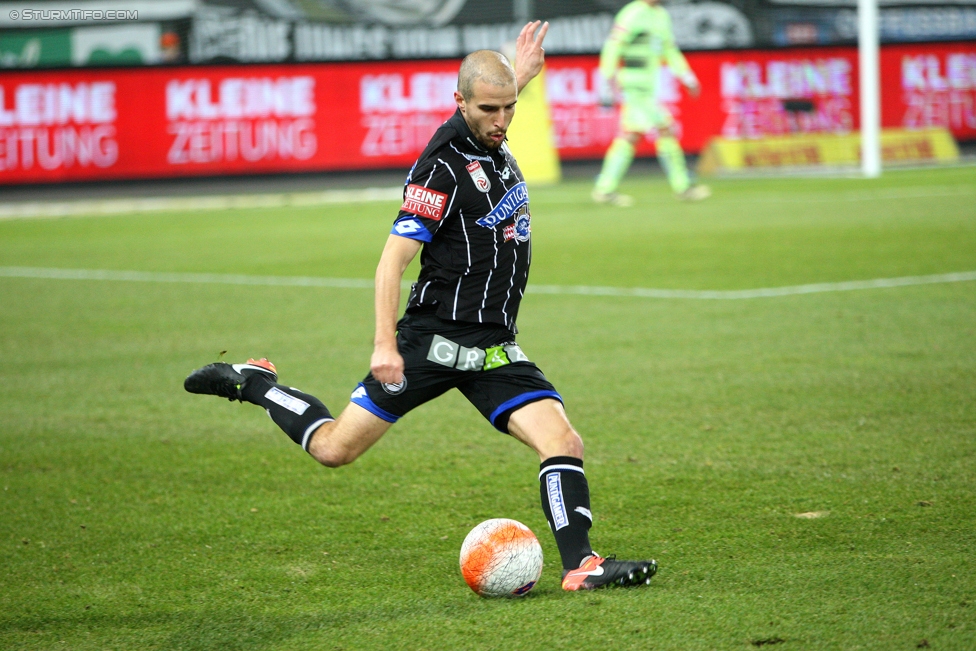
[185,21,656,591]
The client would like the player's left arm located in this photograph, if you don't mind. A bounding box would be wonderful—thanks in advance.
[515,20,549,93]
[661,13,700,97]
[371,234,422,385]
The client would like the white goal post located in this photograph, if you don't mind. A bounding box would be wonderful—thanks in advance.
[859,0,881,177]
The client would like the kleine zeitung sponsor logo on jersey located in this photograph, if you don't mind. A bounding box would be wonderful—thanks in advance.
[165,76,318,165]
[0,82,118,172]
[401,183,448,221]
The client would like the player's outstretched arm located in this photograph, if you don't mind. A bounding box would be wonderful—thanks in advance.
[371,234,422,385]
[661,13,699,97]
[515,20,549,93]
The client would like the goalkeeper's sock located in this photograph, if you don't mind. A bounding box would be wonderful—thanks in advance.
[656,135,691,194]
[539,456,594,570]
[595,137,635,195]
[240,375,333,452]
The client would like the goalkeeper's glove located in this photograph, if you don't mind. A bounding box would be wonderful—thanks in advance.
[598,77,616,108]
[681,72,701,97]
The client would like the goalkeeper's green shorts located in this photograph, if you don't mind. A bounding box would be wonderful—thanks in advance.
[620,86,673,134]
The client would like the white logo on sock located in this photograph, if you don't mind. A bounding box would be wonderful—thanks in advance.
[546,472,569,531]
[265,387,309,415]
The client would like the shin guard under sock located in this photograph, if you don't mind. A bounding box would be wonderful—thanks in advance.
[656,135,691,194]
[595,137,636,195]
[240,375,333,452]
[539,456,594,570]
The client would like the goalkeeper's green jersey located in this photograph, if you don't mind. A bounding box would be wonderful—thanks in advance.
[599,0,691,95]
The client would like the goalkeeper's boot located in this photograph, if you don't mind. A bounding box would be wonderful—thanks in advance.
[561,554,657,591]
[591,189,634,208]
[677,184,711,202]
[184,358,277,402]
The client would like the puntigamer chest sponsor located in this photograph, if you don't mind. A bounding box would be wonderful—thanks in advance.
[476,182,529,229]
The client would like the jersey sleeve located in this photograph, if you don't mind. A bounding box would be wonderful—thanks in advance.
[598,13,630,82]
[392,158,458,244]
[660,11,692,81]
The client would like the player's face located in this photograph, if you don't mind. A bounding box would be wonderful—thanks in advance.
[455,80,517,150]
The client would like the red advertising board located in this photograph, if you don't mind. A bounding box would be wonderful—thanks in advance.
[0,41,973,184]
[0,61,460,184]
[881,43,976,141]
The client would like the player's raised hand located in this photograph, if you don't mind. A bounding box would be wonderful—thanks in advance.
[515,20,549,92]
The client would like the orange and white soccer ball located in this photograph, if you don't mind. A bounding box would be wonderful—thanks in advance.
[459,518,543,597]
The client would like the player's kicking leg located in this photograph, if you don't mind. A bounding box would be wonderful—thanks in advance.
[506,399,658,590]
[653,121,710,202]
[184,357,392,466]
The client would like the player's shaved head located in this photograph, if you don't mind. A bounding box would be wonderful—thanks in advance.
[454,50,518,150]
[457,50,517,100]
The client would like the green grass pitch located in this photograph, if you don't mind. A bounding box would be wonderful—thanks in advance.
[1,166,975,650]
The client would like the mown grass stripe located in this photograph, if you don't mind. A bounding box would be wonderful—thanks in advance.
[2,266,973,299]
[0,187,405,220]
[0,266,376,289]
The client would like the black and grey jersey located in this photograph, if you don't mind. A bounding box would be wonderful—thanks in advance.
[391,108,532,333]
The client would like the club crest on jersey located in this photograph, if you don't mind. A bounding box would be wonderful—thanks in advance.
[466,161,491,193]
[503,210,531,243]
[382,376,407,395]
[401,184,448,221]
[476,182,528,228]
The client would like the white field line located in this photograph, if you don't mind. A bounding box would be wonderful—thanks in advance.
[530,271,976,299]
[2,267,974,300]
[539,186,976,205]
[725,185,976,204]
[0,186,404,220]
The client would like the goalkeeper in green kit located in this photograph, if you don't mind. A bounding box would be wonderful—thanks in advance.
[593,0,710,206]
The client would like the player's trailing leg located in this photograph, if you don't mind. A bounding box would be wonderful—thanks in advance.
[539,456,594,567]
[538,457,658,590]
[592,136,636,207]
[656,134,711,202]
[184,358,334,452]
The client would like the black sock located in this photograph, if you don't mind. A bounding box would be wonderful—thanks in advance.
[240,375,333,452]
[539,456,594,570]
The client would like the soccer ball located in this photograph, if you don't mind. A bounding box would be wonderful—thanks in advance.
[459,518,543,597]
